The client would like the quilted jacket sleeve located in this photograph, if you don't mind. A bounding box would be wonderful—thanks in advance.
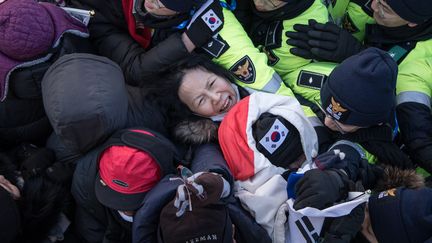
[71,0,190,86]
[190,143,234,185]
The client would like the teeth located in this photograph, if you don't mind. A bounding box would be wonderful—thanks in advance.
[221,98,229,112]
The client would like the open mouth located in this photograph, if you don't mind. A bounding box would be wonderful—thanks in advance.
[220,96,232,113]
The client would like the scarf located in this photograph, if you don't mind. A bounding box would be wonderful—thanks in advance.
[365,19,432,47]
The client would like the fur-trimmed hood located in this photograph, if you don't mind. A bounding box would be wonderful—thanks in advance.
[173,118,219,145]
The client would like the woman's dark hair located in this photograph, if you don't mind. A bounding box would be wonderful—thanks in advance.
[145,54,236,131]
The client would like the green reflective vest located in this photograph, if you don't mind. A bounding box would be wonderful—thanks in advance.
[213,5,295,97]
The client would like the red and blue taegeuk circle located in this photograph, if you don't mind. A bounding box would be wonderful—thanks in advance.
[271,131,280,142]
[208,17,216,24]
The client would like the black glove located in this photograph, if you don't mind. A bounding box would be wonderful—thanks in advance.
[285,19,317,60]
[321,181,365,242]
[185,0,224,48]
[286,19,365,63]
[294,169,349,210]
[322,203,365,242]
[357,160,383,189]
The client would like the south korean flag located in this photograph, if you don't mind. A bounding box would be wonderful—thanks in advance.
[258,119,289,154]
[201,9,222,31]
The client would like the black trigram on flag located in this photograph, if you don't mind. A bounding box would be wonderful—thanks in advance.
[295,216,320,243]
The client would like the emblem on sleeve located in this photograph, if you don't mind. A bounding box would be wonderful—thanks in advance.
[201,9,222,31]
[229,55,256,84]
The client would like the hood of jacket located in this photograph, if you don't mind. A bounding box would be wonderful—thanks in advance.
[42,53,128,153]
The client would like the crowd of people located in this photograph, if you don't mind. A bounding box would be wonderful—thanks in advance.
[0,0,431,242]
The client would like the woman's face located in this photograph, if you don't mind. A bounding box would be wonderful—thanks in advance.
[178,68,238,118]
[0,175,20,200]
[143,0,178,17]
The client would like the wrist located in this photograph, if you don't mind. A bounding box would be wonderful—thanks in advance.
[181,32,196,53]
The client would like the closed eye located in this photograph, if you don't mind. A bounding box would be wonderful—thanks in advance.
[198,97,205,106]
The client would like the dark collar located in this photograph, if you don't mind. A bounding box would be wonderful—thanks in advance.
[365,19,432,46]
[251,0,315,22]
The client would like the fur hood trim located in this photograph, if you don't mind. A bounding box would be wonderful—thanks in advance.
[375,166,425,192]
[173,119,219,145]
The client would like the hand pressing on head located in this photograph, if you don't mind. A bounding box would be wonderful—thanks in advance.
[286,19,365,63]
[293,169,350,210]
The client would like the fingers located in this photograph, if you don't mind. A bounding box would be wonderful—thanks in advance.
[308,29,338,42]
[286,38,310,49]
[285,31,310,42]
[289,47,316,60]
[308,39,337,50]
[292,23,313,33]
[308,19,318,26]
[310,47,335,61]
[294,176,310,196]
[313,21,341,34]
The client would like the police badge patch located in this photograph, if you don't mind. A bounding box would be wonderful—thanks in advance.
[229,55,256,84]
[297,70,327,90]
[342,13,359,34]
[326,96,351,122]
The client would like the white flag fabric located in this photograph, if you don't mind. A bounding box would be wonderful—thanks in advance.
[285,192,370,243]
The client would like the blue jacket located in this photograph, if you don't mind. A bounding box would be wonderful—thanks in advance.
[132,143,271,243]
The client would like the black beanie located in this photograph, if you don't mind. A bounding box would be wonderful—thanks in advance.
[252,113,304,168]
[0,187,21,242]
[159,0,203,13]
[369,187,432,243]
[386,0,432,24]
[320,47,397,127]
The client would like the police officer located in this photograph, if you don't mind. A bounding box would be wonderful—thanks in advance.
[229,0,332,134]
[285,48,414,174]
[286,0,432,175]
[243,0,329,80]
